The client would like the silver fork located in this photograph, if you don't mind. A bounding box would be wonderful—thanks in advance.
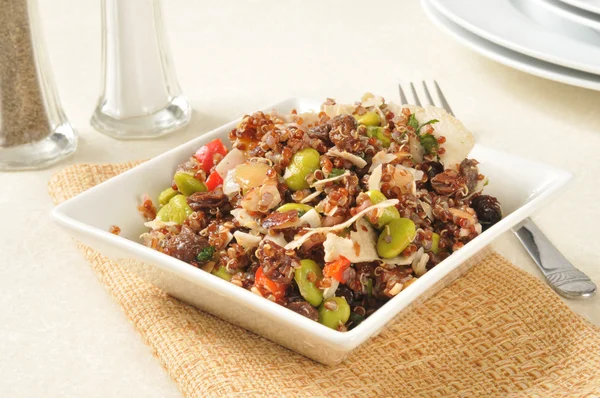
[399,81,596,299]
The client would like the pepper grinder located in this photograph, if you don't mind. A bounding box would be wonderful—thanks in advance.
[91,0,191,139]
[0,0,77,170]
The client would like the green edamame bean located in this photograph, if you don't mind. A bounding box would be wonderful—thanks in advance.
[376,218,416,258]
[431,232,440,254]
[168,206,192,224]
[365,190,401,229]
[158,187,178,206]
[174,172,207,196]
[318,297,351,329]
[212,265,233,281]
[376,206,400,229]
[169,194,193,224]
[155,203,172,222]
[284,148,320,191]
[365,189,387,204]
[294,259,324,307]
[366,126,391,148]
[156,194,193,224]
[169,194,191,208]
[277,203,313,217]
[355,111,381,126]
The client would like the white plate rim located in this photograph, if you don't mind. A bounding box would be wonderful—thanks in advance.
[529,0,600,31]
[428,0,600,75]
[558,0,600,15]
[423,0,600,91]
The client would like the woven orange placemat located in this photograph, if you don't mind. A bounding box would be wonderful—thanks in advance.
[48,162,600,397]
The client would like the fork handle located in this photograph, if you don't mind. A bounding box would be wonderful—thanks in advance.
[513,218,596,299]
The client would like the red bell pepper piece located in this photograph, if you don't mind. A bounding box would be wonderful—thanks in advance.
[323,256,351,283]
[205,171,223,191]
[255,266,287,300]
[194,138,228,174]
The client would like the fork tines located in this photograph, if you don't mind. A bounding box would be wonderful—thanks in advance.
[398,80,454,116]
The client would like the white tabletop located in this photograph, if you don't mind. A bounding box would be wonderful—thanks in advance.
[2,0,599,396]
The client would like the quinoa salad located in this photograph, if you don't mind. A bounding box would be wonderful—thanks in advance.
[137,94,502,331]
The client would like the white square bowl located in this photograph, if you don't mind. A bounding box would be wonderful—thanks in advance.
[51,98,572,365]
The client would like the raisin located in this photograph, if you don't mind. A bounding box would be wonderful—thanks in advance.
[422,161,444,191]
[471,195,502,230]
[287,301,319,321]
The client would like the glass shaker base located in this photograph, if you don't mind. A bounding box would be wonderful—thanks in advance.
[90,95,192,140]
[0,123,78,171]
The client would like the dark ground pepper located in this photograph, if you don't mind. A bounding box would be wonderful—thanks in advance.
[0,0,52,148]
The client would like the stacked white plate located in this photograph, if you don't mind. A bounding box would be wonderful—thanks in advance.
[423,0,600,90]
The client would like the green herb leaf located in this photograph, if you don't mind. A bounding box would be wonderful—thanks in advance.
[408,113,419,130]
[419,133,439,156]
[329,168,345,178]
[366,278,373,297]
[339,227,352,238]
[348,312,365,330]
[416,119,439,135]
[408,114,439,135]
[196,246,216,263]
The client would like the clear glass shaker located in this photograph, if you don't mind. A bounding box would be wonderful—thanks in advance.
[0,0,78,171]
[91,0,191,139]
